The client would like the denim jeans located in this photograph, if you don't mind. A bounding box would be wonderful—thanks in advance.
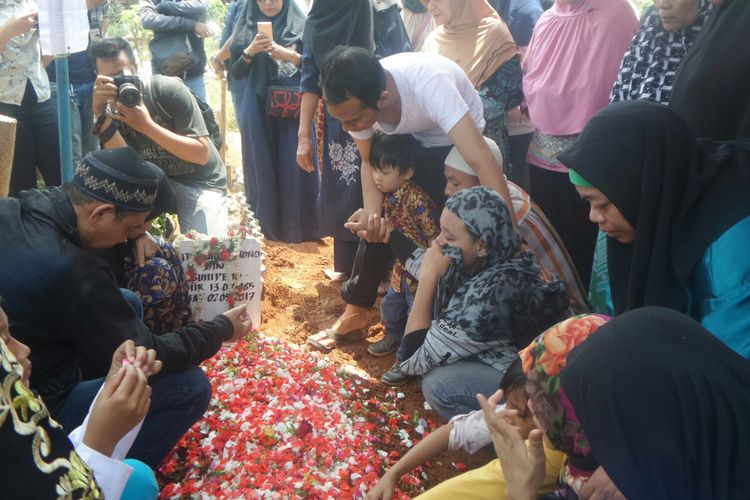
[120,288,144,319]
[49,81,97,167]
[50,84,83,167]
[183,74,207,102]
[54,366,212,468]
[72,81,98,157]
[380,276,415,362]
[0,80,61,194]
[421,360,504,421]
[169,179,229,235]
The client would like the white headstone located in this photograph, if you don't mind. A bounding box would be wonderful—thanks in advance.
[178,237,263,329]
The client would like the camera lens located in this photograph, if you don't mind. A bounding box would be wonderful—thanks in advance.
[118,83,141,108]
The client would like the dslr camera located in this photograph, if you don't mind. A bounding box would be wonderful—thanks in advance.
[112,74,143,108]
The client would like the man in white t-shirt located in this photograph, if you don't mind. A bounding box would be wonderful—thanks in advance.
[306,47,514,342]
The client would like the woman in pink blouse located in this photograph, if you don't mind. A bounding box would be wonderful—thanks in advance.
[522,0,637,288]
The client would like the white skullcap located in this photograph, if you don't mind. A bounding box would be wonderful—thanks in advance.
[444,136,503,177]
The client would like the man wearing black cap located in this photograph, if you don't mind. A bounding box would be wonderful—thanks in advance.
[95,159,196,336]
[0,147,253,469]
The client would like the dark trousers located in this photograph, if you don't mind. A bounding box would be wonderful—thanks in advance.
[54,288,211,468]
[0,80,61,195]
[55,367,212,468]
[341,144,451,308]
[508,132,533,193]
[334,238,359,274]
[529,165,597,289]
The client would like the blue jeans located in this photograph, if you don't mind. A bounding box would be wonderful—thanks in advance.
[72,81,98,157]
[48,81,97,168]
[170,179,229,235]
[50,84,83,166]
[421,360,504,421]
[380,276,415,362]
[54,366,212,468]
[183,74,207,102]
[56,290,209,469]
[120,288,144,319]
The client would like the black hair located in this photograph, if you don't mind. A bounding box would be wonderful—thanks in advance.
[499,357,525,394]
[320,46,386,110]
[89,37,136,70]
[62,182,141,222]
[369,133,421,175]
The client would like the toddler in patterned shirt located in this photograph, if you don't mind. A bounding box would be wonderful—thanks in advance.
[366,133,440,386]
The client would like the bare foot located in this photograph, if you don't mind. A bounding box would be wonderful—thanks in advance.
[330,305,369,335]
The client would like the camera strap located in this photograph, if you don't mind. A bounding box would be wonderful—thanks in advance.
[98,120,121,146]
[93,109,109,136]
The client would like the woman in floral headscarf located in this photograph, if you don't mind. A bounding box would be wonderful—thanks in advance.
[518,313,609,496]
[397,186,569,420]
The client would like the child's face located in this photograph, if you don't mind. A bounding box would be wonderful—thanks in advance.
[372,164,413,194]
[504,386,537,439]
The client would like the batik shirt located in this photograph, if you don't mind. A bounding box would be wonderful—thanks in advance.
[0,337,102,498]
[382,180,439,292]
[0,0,50,106]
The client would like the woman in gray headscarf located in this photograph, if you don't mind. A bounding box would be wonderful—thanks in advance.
[397,186,569,420]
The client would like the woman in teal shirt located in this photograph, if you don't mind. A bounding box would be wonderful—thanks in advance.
[559,101,750,358]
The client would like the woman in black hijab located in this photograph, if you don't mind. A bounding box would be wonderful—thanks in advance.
[559,100,750,359]
[669,0,750,139]
[483,307,750,499]
[295,0,410,277]
[563,307,750,499]
[230,0,320,243]
[296,0,374,275]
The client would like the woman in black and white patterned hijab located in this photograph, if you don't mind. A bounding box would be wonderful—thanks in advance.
[611,0,713,105]
[398,186,570,419]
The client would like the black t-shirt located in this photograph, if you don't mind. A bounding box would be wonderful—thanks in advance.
[46,51,96,84]
[121,75,227,193]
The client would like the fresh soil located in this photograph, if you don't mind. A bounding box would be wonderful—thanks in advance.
[223,132,493,494]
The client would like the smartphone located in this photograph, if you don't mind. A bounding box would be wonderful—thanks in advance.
[257,22,273,41]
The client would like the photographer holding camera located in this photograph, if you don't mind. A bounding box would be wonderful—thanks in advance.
[91,37,228,236]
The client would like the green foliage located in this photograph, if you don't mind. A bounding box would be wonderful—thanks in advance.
[106,0,239,133]
[633,0,653,16]
[149,213,179,241]
[108,2,151,64]
[208,0,229,26]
